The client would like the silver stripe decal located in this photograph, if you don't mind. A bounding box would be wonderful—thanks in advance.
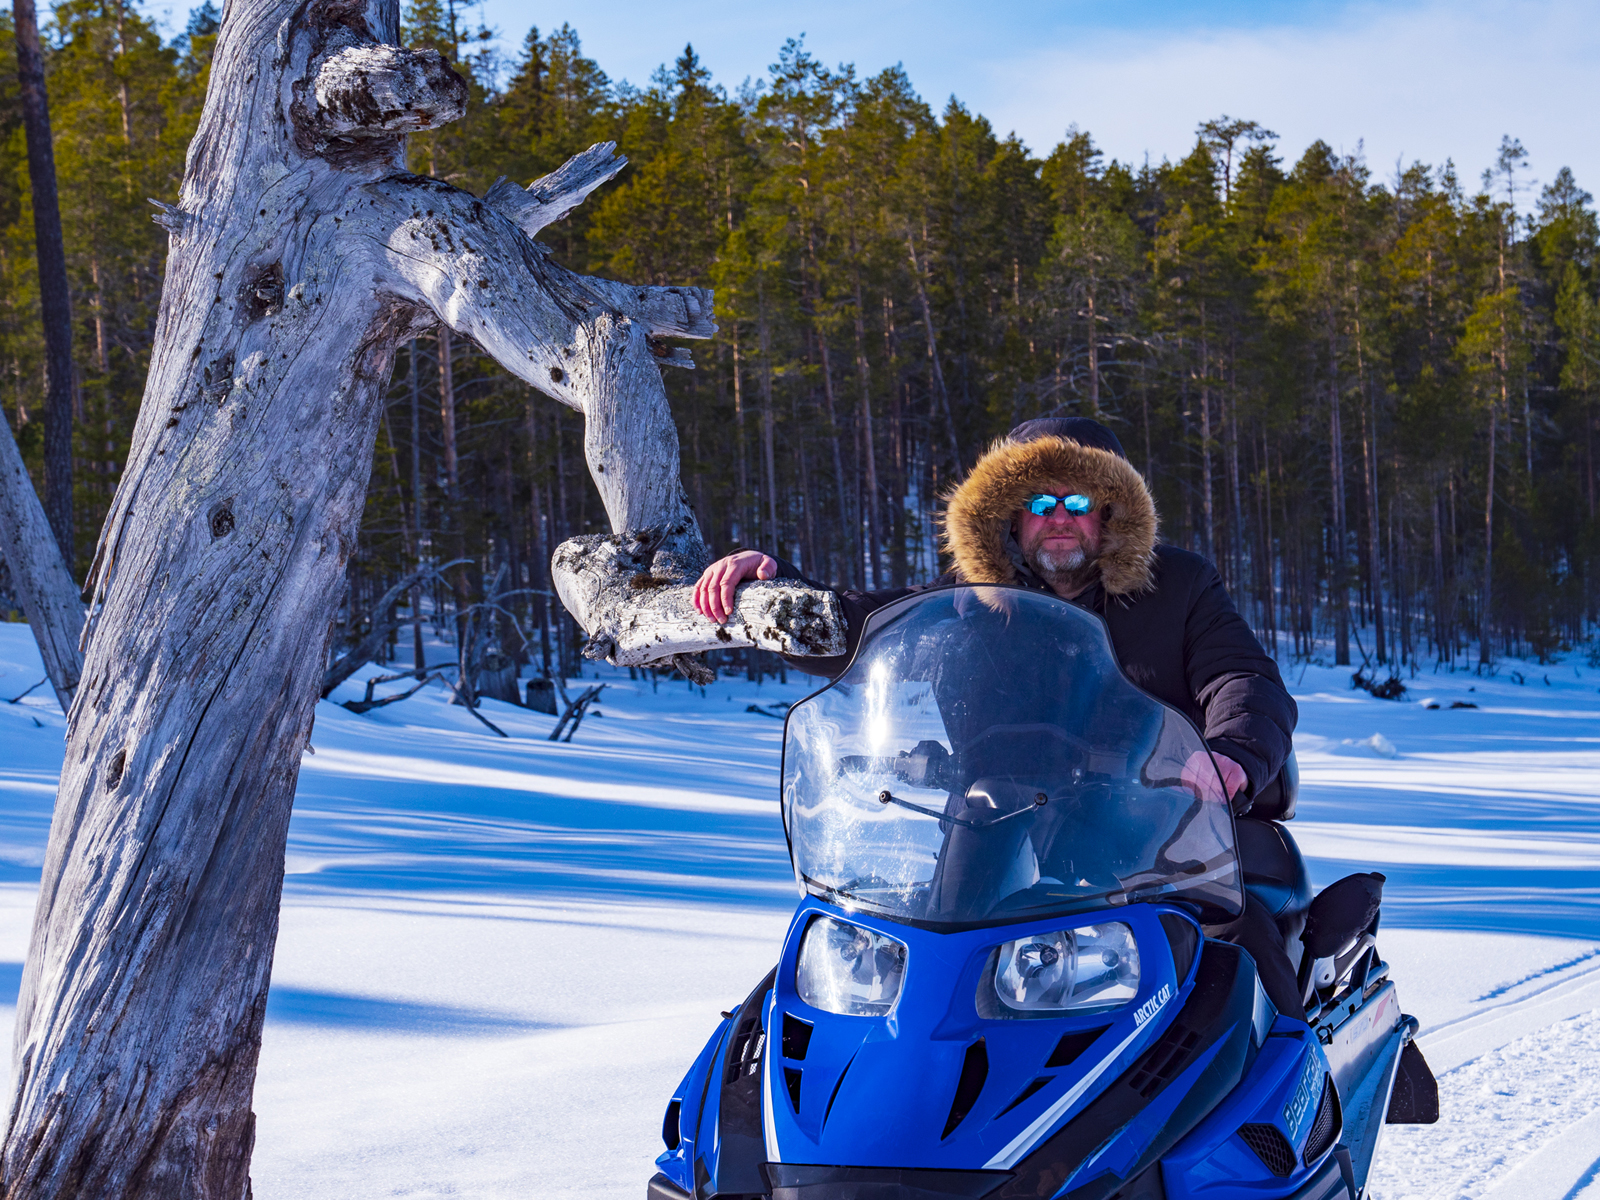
[984,1020,1149,1170]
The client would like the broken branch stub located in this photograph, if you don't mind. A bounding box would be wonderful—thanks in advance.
[483,141,630,238]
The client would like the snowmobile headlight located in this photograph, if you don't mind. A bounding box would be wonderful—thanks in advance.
[796,916,907,1016]
[991,922,1140,1014]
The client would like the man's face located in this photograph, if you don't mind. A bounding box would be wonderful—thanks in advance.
[1013,481,1104,581]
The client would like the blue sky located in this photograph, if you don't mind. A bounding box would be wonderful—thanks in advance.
[477,0,1598,203]
[149,0,1597,203]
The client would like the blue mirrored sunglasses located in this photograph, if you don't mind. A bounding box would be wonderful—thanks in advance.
[1025,492,1094,517]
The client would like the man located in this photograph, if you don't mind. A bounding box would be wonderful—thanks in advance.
[693,415,1305,1015]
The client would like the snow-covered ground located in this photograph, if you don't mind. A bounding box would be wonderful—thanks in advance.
[1,621,1597,1199]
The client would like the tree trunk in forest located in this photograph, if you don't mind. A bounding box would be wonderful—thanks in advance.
[1361,382,1385,664]
[407,339,426,670]
[1328,340,1350,666]
[852,271,881,589]
[1199,315,1214,564]
[0,410,83,710]
[13,0,76,564]
[1482,227,1512,665]
[816,337,851,585]
[731,329,749,543]
[525,400,552,677]
[906,234,962,471]
[438,325,458,500]
[757,287,780,553]
[1226,388,1243,595]
[1482,405,1498,665]
[0,2,746,1186]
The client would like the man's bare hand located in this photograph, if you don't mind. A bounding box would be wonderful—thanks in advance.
[692,551,777,622]
[1180,750,1248,806]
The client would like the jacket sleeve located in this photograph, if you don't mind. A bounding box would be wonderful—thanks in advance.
[1181,562,1298,800]
[767,557,920,678]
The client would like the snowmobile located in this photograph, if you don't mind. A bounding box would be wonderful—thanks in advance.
[649,585,1437,1200]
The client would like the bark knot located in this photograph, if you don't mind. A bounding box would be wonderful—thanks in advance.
[105,749,126,791]
[295,39,467,166]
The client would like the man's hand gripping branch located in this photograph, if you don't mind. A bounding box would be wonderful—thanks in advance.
[692,550,776,623]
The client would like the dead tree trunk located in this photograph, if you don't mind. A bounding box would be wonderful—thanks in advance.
[0,0,793,1191]
[0,409,83,710]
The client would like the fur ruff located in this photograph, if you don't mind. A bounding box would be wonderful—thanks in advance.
[942,435,1159,597]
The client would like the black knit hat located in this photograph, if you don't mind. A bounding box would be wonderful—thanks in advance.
[1007,416,1127,461]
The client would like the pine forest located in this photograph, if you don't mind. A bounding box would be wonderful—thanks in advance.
[4,0,1600,686]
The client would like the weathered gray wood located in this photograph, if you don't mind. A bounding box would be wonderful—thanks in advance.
[0,410,83,711]
[483,140,629,238]
[0,0,723,1192]
[552,531,845,667]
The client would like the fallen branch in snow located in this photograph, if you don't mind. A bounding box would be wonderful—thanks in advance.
[549,679,605,742]
[1351,670,1407,700]
[447,671,510,737]
[321,559,469,697]
[6,676,48,704]
[339,669,438,714]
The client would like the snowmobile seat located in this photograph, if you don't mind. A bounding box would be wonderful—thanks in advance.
[1236,817,1312,954]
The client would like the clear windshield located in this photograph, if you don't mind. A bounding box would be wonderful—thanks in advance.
[780,586,1243,930]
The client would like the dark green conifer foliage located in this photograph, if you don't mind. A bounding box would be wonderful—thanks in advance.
[4,8,1600,670]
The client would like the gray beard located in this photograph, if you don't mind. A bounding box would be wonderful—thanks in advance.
[1035,545,1086,574]
[1029,544,1099,593]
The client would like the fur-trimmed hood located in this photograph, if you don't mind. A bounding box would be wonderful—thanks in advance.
[941,435,1159,597]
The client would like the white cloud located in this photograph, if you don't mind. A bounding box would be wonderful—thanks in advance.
[976,0,1600,196]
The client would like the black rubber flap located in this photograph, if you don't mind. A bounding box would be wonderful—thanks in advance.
[1386,1040,1440,1123]
[762,1163,1012,1200]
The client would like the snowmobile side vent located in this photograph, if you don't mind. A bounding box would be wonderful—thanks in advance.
[661,1099,681,1151]
[1237,1123,1296,1177]
[997,1075,1053,1117]
[784,1067,803,1111]
[822,1055,854,1130]
[1302,1075,1342,1165]
[1127,1023,1202,1099]
[942,1039,989,1139]
[1047,1027,1109,1068]
[782,1013,813,1060]
[724,1009,765,1084]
